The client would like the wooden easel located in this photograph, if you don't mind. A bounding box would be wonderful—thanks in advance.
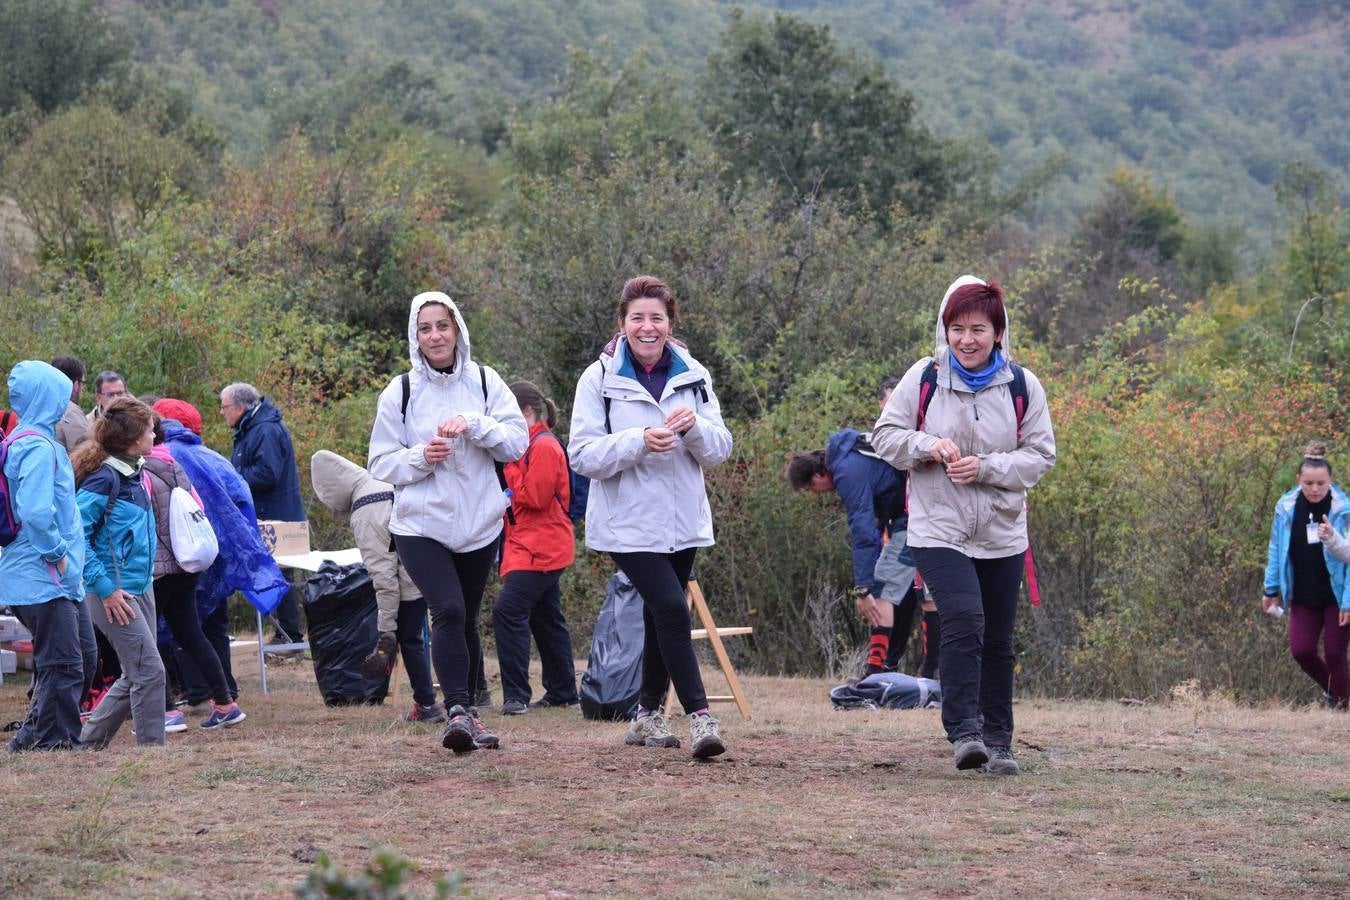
[662,576,753,719]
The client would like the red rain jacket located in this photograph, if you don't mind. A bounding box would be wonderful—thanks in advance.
[501,421,575,575]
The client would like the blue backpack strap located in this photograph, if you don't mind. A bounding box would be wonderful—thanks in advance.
[522,427,571,516]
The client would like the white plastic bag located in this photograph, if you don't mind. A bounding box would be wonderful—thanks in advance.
[168,486,219,573]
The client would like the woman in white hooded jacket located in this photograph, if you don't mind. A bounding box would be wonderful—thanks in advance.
[369,292,527,753]
[570,275,734,759]
[872,276,1056,775]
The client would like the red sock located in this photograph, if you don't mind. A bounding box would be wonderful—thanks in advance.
[866,627,892,672]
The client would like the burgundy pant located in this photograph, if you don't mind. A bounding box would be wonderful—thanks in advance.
[1288,603,1349,707]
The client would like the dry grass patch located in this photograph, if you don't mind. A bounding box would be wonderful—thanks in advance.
[1,651,1347,897]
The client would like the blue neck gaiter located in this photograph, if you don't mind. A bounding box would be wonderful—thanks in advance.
[950,347,1004,391]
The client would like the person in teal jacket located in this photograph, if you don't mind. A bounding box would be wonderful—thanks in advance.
[70,397,166,748]
[1,360,89,751]
[1261,442,1350,709]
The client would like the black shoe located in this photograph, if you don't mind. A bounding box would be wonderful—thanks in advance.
[361,631,399,679]
[953,736,989,771]
[501,699,528,716]
[528,697,578,710]
[475,688,493,707]
[468,707,500,749]
[441,705,476,754]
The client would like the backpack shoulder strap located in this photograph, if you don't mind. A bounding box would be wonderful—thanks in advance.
[479,364,490,408]
[399,373,410,421]
[915,358,939,431]
[596,359,613,434]
[477,365,515,524]
[1008,363,1028,441]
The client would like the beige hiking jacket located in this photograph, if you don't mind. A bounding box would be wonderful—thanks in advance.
[312,449,419,632]
[871,276,1056,559]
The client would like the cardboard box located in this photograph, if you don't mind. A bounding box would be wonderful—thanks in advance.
[259,520,311,557]
[0,616,32,642]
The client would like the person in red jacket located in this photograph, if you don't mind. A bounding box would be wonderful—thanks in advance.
[492,381,580,715]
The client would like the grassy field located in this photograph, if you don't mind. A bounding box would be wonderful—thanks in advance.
[0,648,1347,898]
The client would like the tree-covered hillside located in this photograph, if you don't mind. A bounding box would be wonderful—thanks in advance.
[90,0,1349,246]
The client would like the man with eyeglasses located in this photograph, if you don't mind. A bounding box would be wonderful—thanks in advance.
[85,370,130,426]
[220,382,307,646]
[48,356,91,452]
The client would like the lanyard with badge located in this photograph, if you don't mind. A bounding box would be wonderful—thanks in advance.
[1306,513,1321,545]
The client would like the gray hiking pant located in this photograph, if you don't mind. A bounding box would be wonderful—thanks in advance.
[81,590,166,748]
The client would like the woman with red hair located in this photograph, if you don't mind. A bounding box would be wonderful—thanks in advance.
[872,276,1056,775]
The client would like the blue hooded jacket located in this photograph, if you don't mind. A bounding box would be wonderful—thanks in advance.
[77,457,156,599]
[162,418,289,616]
[0,361,86,604]
[231,398,306,521]
[1264,483,1350,612]
[826,428,909,595]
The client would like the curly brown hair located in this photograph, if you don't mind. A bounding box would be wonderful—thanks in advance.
[71,397,154,485]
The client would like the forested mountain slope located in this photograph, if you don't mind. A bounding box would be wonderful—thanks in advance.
[103,0,1348,238]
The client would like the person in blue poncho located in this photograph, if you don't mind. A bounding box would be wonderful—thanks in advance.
[152,399,289,707]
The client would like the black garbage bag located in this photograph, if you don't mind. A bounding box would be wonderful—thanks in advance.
[303,561,388,706]
[579,571,645,720]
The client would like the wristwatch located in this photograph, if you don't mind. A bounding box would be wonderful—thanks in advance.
[854,585,872,599]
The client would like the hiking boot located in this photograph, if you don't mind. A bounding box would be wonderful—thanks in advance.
[405,702,447,724]
[982,745,1020,776]
[164,710,188,734]
[360,631,399,679]
[441,705,476,754]
[624,712,680,749]
[201,703,246,730]
[529,697,578,710]
[468,708,500,749]
[953,736,989,770]
[500,699,528,716]
[689,712,726,760]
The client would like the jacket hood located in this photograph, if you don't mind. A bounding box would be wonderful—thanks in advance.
[161,419,203,446]
[311,449,387,515]
[934,275,1014,361]
[6,361,72,433]
[826,428,864,470]
[408,291,472,377]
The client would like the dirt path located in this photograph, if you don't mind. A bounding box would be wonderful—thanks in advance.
[1,659,1347,897]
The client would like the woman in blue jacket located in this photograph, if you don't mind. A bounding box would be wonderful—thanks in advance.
[1,361,89,751]
[1261,442,1350,709]
[72,397,167,748]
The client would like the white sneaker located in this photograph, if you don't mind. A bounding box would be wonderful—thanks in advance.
[689,712,725,759]
[624,712,680,748]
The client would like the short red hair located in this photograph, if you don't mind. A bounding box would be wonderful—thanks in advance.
[942,280,1006,337]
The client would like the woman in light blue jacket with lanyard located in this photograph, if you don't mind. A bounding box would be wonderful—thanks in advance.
[1262,442,1350,709]
[570,275,734,759]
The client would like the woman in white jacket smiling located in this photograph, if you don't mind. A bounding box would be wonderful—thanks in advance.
[369,292,527,754]
[570,275,734,759]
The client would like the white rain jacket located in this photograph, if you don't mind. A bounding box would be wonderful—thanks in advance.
[871,275,1056,558]
[312,449,419,632]
[569,337,733,553]
[368,292,528,553]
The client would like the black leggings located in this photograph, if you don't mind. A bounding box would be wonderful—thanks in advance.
[394,534,499,710]
[611,548,707,715]
[911,547,1023,746]
[156,572,233,707]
